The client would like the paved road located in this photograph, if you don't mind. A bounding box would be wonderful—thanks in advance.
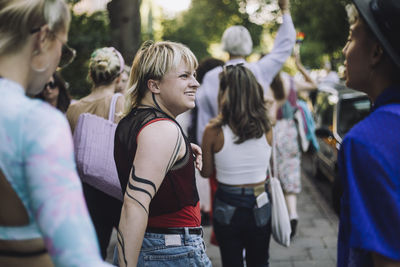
[107,159,339,267]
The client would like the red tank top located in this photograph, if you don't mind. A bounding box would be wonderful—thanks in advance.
[114,107,200,227]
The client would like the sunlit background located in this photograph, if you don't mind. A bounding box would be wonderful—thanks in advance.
[74,0,192,16]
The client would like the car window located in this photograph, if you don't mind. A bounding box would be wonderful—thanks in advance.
[314,92,335,129]
[337,97,370,137]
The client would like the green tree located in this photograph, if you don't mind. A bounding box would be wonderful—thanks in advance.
[291,0,351,68]
[63,0,142,98]
[107,0,142,64]
[161,0,264,60]
[62,11,111,98]
[160,0,352,70]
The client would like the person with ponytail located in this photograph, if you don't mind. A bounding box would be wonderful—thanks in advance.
[66,46,125,259]
[0,0,111,266]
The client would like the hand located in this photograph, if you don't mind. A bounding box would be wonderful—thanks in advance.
[190,143,203,171]
[278,0,290,12]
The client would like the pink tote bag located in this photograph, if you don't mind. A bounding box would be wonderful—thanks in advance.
[73,93,123,201]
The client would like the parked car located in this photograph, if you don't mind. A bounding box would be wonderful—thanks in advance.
[309,82,371,214]
[311,82,371,183]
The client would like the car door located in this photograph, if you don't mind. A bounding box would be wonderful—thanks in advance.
[314,91,337,181]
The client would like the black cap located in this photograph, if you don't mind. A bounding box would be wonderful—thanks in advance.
[353,0,400,67]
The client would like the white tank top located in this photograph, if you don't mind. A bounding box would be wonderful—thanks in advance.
[214,125,271,185]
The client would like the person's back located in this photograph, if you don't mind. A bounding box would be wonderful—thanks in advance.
[66,46,125,259]
[196,0,296,144]
[0,78,104,267]
[214,125,270,186]
[67,47,125,133]
[67,92,122,132]
[200,65,273,266]
[0,1,111,266]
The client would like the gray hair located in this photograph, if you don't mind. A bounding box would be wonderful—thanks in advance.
[221,25,253,56]
[0,0,70,55]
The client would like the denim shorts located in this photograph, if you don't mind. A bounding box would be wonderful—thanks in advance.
[114,227,212,267]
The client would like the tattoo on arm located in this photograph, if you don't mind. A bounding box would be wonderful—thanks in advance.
[126,191,149,215]
[165,125,183,174]
[128,168,157,199]
[117,228,128,266]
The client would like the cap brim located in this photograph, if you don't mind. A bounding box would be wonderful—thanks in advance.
[353,0,400,67]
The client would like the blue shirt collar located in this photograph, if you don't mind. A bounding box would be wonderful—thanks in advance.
[372,85,400,111]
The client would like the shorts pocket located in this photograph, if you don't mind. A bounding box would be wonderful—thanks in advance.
[213,197,237,225]
[253,202,271,227]
[142,248,194,267]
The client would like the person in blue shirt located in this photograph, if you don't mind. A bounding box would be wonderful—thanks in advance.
[338,0,400,266]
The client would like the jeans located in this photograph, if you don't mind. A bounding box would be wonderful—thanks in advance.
[113,227,212,267]
[213,187,272,267]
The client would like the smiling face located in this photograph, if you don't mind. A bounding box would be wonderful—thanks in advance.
[342,18,376,94]
[156,61,200,117]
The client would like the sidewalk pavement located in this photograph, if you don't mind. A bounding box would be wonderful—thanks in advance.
[203,171,339,267]
[107,171,339,267]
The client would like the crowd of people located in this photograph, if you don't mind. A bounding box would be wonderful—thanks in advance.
[0,0,399,266]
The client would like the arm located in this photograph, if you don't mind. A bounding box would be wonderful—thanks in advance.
[200,124,219,178]
[114,94,126,123]
[118,121,185,267]
[256,0,296,89]
[25,108,111,266]
[196,70,220,145]
[293,46,318,91]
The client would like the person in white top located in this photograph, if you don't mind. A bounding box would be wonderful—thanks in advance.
[201,64,273,266]
[196,0,296,145]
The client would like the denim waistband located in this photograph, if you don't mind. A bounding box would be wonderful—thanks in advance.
[218,184,256,195]
[146,227,203,236]
[216,188,256,209]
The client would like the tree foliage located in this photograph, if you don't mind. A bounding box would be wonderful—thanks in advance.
[161,0,264,60]
[291,0,351,68]
[161,0,352,69]
[107,0,141,64]
[63,0,142,99]
[61,11,111,98]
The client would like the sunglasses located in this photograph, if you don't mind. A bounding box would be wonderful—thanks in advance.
[30,27,76,69]
[44,81,57,90]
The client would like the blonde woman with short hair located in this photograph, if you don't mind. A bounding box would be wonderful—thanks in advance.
[0,0,111,266]
[114,40,210,267]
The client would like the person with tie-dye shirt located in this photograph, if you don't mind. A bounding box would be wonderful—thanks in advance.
[0,1,112,266]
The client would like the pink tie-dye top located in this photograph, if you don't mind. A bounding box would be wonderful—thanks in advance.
[0,78,112,266]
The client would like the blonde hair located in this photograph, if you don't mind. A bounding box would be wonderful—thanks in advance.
[124,40,198,115]
[88,47,125,86]
[345,4,359,25]
[0,0,70,55]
